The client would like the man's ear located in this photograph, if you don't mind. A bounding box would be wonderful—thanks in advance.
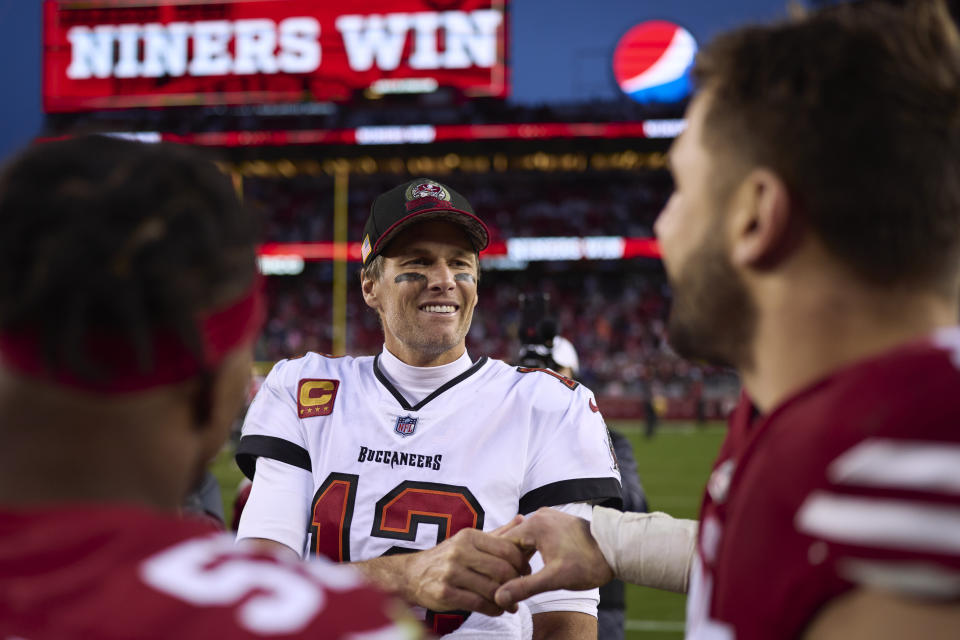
[361,272,380,310]
[728,168,799,270]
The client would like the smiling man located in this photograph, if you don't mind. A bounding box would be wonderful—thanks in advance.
[235,178,622,639]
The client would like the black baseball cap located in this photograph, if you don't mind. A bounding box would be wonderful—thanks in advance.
[360,178,490,265]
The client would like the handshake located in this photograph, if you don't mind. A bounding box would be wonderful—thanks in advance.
[365,506,697,617]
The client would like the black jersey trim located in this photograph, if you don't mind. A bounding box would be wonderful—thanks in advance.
[373,354,413,408]
[518,477,623,514]
[372,355,489,411]
[236,435,312,480]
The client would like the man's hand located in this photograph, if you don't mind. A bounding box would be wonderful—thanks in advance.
[354,516,532,617]
[493,507,613,611]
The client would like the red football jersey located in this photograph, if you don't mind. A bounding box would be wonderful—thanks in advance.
[0,503,418,639]
[688,328,960,639]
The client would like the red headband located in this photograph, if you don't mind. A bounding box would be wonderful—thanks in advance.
[0,280,264,393]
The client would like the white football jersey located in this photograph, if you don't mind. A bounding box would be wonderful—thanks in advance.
[237,352,622,637]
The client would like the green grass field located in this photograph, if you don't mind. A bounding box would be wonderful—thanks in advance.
[612,421,725,639]
[211,421,726,639]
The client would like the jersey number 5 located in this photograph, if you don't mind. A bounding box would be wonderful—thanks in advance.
[309,473,485,635]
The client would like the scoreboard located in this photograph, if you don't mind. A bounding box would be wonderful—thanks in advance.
[43,0,509,112]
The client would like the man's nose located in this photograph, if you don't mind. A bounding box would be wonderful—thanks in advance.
[427,263,456,290]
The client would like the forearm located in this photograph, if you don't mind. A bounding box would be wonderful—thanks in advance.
[531,611,596,640]
[350,553,414,600]
[590,506,698,593]
[526,502,600,617]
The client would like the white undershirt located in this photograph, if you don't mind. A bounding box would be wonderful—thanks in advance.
[378,345,474,405]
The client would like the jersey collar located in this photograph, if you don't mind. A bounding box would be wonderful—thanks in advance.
[373,352,488,411]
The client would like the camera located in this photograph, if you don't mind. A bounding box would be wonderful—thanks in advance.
[515,293,561,371]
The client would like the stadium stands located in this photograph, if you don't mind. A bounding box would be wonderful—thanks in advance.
[251,171,740,419]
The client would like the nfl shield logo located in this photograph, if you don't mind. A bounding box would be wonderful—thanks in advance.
[394,415,418,437]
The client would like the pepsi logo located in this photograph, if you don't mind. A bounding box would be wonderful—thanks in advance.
[613,21,698,104]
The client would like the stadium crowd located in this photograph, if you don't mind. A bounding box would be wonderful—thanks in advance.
[249,170,737,419]
[258,263,738,419]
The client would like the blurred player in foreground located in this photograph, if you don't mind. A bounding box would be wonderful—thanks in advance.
[494,2,960,638]
[0,137,419,639]
[235,178,621,638]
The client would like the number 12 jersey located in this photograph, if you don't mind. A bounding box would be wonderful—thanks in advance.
[237,352,622,637]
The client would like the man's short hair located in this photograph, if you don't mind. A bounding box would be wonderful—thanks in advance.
[361,254,387,284]
[693,0,960,292]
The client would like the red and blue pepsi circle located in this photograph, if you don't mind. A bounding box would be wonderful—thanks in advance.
[613,20,698,104]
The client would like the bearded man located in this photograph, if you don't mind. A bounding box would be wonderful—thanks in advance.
[492,2,960,638]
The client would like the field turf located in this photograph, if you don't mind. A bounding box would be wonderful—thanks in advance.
[210,421,726,639]
[612,421,725,639]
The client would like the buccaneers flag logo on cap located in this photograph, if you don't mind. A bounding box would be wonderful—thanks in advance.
[405,180,450,202]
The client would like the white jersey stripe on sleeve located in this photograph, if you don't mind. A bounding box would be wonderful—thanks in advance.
[828,439,960,494]
[796,491,960,554]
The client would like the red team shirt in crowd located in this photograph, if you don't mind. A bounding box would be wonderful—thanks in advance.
[686,328,960,639]
[0,504,418,639]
